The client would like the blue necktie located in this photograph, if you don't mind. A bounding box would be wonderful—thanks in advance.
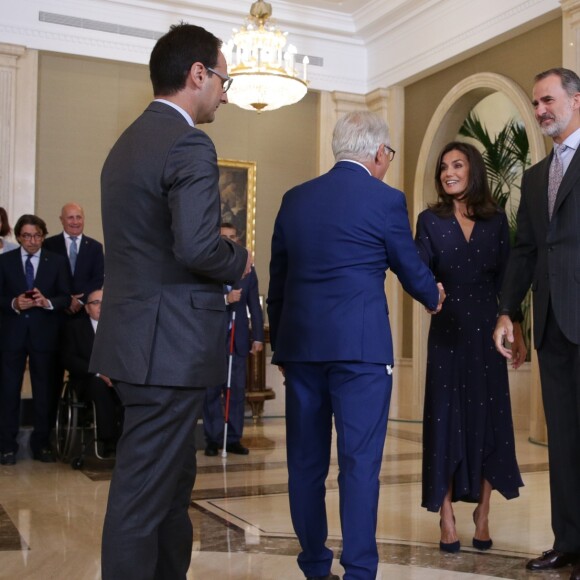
[69,236,78,273]
[25,254,35,290]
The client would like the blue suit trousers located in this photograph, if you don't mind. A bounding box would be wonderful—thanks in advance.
[284,361,392,580]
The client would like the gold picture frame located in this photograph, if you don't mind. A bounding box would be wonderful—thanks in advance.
[218,158,257,256]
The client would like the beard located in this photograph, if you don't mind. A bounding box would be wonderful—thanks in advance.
[538,103,574,138]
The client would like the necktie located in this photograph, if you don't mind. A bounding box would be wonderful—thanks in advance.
[69,236,78,273]
[25,254,35,290]
[548,144,566,220]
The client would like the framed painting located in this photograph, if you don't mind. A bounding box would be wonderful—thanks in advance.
[218,158,257,255]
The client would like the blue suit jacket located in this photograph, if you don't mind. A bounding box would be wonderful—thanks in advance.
[0,248,71,352]
[226,266,264,357]
[267,161,439,365]
[44,233,105,302]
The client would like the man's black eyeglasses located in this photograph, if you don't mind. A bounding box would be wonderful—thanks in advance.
[383,144,396,162]
[207,67,233,93]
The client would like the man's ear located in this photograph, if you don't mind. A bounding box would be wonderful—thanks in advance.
[189,62,206,89]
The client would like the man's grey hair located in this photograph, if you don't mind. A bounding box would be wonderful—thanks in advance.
[535,67,580,97]
[332,111,390,163]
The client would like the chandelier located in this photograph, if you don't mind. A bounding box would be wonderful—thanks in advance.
[223,1,309,112]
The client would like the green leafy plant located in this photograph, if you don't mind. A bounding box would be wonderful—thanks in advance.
[459,112,532,358]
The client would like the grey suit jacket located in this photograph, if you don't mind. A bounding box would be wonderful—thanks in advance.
[90,101,247,387]
[499,146,580,347]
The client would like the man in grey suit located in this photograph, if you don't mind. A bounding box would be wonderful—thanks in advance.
[89,23,249,579]
[494,68,580,580]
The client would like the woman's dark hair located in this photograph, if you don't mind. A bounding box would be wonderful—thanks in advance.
[14,214,48,238]
[429,141,498,220]
[0,207,11,237]
[150,23,222,96]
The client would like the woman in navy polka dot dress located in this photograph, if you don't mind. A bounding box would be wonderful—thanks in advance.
[415,141,526,553]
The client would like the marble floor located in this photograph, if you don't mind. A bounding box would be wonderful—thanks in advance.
[0,418,568,580]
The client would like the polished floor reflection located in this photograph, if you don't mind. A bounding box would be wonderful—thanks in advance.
[0,418,569,579]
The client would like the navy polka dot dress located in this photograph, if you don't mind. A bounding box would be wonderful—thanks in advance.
[415,209,523,512]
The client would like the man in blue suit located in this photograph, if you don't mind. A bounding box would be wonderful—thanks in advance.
[43,202,105,313]
[0,214,71,465]
[267,111,445,580]
[203,222,264,456]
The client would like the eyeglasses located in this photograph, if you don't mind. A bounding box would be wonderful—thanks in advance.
[383,144,396,162]
[87,299,102,306]
[206,67,233,93]
[19,233,44,241]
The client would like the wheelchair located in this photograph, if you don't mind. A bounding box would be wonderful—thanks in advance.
[55,380,107,469]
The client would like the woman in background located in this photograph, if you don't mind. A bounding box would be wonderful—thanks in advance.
[416,141,526,553]
[0,208,17,254]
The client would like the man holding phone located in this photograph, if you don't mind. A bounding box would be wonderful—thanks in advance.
[0,214,71,465]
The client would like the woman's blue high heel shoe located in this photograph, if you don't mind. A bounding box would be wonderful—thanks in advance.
[439,518,460,553]
[472,509,493,550]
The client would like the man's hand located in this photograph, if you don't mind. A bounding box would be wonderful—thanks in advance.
[250,341,263,355]
[66,294,84,314]
[15,292,36,311]
[426,282,446,314]
[227,289,242,304]
[98,373,113,387]
[493,314,514,359]
[510,322,527,370]
[16,288,50,310]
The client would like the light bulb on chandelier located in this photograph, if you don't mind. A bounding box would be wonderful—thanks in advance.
[222,1,309,112]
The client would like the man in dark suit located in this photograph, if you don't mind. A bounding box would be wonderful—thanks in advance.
[0,214,71,465]
[43,202,105,314]
[88,23,249,579]
[267,111,445,580]
[494,68,580,580]
[62,288,122,455]
[203,222,264,457]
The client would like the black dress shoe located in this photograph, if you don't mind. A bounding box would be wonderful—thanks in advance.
[0,452,16,465]
[33,448,56,463]
[225,442,249,455]
[526,549,579,570]
[306,575,340,580]
[204,442,219,457]
[570,563,580,580]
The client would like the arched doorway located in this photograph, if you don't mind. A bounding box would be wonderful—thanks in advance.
[410,72,547,443]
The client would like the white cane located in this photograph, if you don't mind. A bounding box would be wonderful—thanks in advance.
[221,310,236,458]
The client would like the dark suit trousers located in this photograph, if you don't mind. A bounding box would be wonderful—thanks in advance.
[101,382,205,580]
[284,361,392,580]
[0,347,58,453]
[537,304,580,554]
[203,352,247,445]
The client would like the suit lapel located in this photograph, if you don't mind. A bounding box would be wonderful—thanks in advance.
[78,236,90,256]
[11,250,28,291]
[35,250,52,288]
[554,145,580,215]
[531,156,551,227]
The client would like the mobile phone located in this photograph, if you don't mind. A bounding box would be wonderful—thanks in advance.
[24,290,35,299]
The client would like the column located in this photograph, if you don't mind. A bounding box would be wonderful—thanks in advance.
[0,43,37,224]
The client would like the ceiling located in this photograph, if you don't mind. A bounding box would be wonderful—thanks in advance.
[1,0,561,93]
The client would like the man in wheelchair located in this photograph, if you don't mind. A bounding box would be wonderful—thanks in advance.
[62,288,123,457]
